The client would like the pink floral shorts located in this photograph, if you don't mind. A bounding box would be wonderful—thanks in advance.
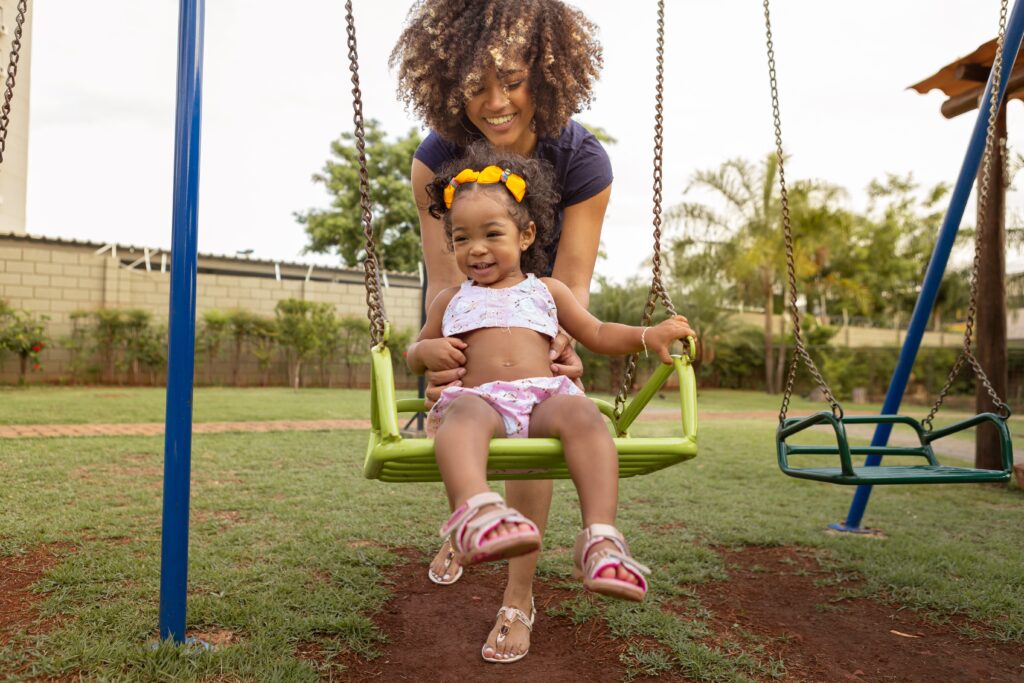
[427,375,583,438]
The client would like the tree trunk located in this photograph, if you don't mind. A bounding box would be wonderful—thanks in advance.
[975,106,1008,471]
[763,274,775,394]
[775,281,788,395]
[292,359,302,390]
[233,338,243,386]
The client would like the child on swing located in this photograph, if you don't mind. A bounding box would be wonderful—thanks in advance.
[406,145,696,607]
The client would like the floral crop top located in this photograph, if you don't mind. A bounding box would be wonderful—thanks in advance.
[442,274,559,339]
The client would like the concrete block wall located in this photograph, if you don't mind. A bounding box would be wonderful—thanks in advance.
[0,234,421,386]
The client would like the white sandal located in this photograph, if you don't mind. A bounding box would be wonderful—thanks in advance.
[572,524,651,602]
[426,537,464,586]
[441,491,541,566]
[481,598,536,664]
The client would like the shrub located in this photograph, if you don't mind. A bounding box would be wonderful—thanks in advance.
[0,306,50,384]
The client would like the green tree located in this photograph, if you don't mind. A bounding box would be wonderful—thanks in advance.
[198,310,231,385]
[275,299,319,389]
[337,316,370,387]
[668,155,846,392]
[226,310,261,386]
[297,120,422,273]
[249,317,278,387]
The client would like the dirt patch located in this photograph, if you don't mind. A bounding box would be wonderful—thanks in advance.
[0,543,74,645]
[299,548,668,683]
[693,546,1024,682]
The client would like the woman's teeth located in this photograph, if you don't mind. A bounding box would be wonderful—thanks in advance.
[485,114,515,125]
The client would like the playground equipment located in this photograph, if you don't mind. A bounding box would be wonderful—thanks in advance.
[760,0,1014,515]
[348,0,700,483]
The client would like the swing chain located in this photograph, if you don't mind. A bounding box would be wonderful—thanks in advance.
[0,0,27,168]
[924,0,1012,430]
[614,0,680,422]
[345,0,389,346]
[763,0,843,423]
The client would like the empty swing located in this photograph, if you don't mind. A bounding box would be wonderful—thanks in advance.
[342,0,699,483]
[761,0,1013,486]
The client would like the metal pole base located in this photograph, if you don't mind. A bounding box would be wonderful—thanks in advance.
[826,522,886,538]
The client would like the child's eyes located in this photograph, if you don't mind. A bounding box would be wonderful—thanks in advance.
[452,235,467,243]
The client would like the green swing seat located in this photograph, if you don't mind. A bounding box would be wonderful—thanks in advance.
[776,412,1013,485]
[363,342,698,483]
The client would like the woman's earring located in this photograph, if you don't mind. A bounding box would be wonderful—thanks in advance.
[529,118,536,133]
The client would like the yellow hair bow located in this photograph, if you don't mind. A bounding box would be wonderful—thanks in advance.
[443,165,527,208]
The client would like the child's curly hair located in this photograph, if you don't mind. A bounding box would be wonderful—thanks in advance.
[390,0,602,146]
[426,143,559,275]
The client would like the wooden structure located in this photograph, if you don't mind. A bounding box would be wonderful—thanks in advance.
[910,39,1013,470]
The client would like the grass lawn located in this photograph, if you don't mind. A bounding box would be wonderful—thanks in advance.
[0,387,1021,680]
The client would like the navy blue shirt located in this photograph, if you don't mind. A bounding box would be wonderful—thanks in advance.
[414,120,613,275]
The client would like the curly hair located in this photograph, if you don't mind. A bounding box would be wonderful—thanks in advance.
[425,143,559,275]
[390,0,602,146]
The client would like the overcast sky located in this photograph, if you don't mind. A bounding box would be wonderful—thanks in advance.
[23,0,1024,282]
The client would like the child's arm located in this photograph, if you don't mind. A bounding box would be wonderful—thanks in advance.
[406,287,467,375]
[542,278,697,364]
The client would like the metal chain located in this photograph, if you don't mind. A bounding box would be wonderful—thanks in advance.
[0,0,27,167]
[762,0,843,422]
[344,0,388,345]
[613,0,680,422]
[923,0,1012,429]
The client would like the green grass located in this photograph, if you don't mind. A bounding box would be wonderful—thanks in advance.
[1,387,1021,681]
[0,386,420,424]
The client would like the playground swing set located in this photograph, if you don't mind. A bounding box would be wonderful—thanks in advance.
[0,0,1010,647]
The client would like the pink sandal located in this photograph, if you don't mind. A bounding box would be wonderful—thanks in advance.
[572,524,650,602]
[441,491,541,566]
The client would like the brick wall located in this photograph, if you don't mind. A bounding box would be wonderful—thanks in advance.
[0,234,422,385]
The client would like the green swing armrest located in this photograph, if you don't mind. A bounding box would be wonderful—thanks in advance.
[777,412,855,477]
[923,412,1013,473]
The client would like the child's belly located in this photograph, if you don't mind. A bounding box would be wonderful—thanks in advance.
[458,327,554,387]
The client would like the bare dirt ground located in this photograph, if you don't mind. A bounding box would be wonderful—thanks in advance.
[4,543,1023,682]
[312,546,1024,682]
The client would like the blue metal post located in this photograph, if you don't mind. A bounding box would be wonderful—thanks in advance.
[836,1,1024,532]
[158,0,205,643]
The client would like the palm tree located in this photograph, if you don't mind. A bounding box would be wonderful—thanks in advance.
[667,155,848,393]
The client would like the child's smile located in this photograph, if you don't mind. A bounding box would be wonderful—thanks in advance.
[449,188,536,288]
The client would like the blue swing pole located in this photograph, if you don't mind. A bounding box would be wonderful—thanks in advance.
[158,0,206,643]
[834,0,1024,533]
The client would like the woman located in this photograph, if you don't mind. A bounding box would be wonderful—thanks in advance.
[391,0,611,663]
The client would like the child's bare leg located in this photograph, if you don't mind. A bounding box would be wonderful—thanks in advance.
[481,478,552,661]
[528,395,638,585]
[434,395,503,506]
[434,396,536,547]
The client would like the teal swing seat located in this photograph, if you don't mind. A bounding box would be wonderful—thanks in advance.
[363,336,698,483]
[776,412,1013,486]
[762,0,1014,489]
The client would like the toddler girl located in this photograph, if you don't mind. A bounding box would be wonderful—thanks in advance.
[406,147,696,610]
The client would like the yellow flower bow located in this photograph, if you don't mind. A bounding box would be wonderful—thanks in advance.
[443,165,527,208]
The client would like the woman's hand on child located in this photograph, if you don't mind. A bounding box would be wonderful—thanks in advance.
[549,330,584,385]
[647,315,697,364]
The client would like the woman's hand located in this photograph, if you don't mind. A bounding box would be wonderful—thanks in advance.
[645,315,698,364]
[549,329,585,390]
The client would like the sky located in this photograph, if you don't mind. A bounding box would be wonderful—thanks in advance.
[23,0,1024,282]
